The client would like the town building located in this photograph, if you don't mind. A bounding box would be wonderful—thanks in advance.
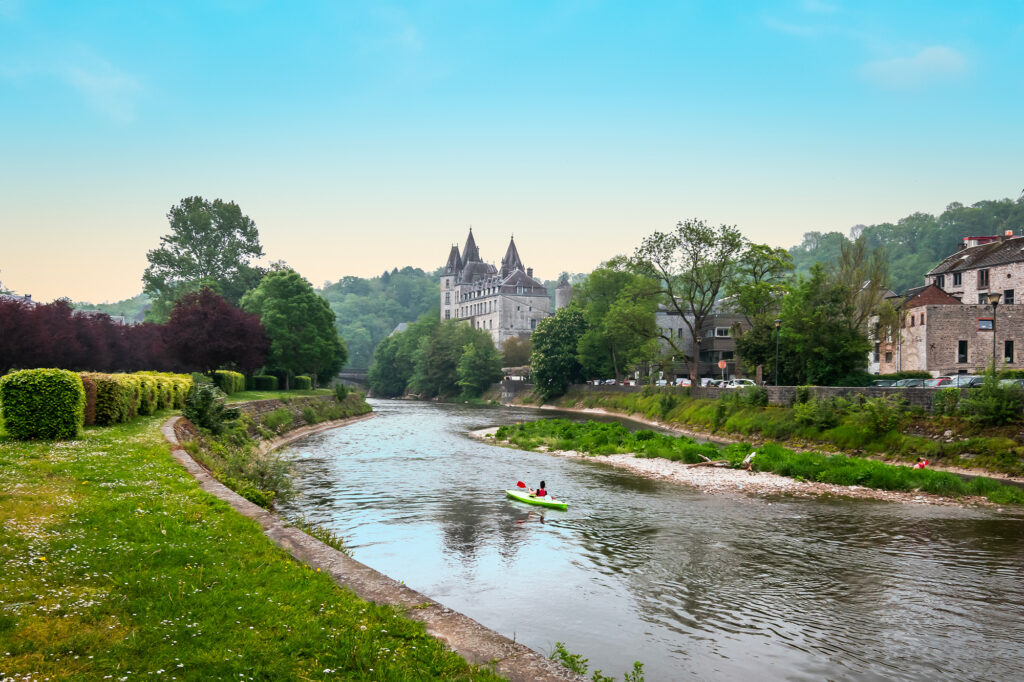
[871,232,1024,376]
[655,307,748,381]
[440,229,554,348]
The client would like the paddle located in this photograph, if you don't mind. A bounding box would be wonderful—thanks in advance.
[516,481,526,488]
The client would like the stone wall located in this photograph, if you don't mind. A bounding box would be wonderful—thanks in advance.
[235,395,338,427]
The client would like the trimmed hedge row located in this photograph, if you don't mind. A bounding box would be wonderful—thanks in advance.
[293,375,313,390]
[0,369,85,440]
[251,375,278,390]
[81,372,192,426]
[214,370,246,395]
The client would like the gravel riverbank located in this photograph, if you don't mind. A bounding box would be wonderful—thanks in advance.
[470,426,992,508]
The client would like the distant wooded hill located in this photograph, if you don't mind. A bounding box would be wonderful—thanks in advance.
[789,197,1024,294]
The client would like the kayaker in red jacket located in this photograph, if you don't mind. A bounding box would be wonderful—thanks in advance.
[530,480,547,497]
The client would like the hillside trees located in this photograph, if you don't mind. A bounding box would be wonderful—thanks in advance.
[241,269,347,388]
[143,196,265,321]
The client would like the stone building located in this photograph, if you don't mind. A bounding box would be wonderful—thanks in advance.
[655,307,749,381]
[872,232,1024,375]
[440,229,551,347]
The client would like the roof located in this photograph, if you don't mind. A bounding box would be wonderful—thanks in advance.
[461,261,497,283]
[500,236,524,278]
[443,245,463,275]
[500,268,545,291]
[900,284,961,308]
[928,236,1024,276]
[461,228,480,264]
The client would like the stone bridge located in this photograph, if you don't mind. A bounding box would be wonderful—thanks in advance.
[337,368,369,389]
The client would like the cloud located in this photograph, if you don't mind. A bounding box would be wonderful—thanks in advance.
[861,46,967,90]
[0,48,142,123]
[762,16,818,38]
[802,0,838,13]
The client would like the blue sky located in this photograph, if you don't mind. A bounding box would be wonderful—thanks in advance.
[2,1,1022,302]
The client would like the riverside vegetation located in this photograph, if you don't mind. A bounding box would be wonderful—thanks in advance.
[494,419,1024,505]
[527,378,1024,477]
[0,407,503,680]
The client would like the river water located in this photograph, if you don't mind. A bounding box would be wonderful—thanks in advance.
[278,400,1024,681]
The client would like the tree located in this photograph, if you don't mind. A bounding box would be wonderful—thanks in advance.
[574,265,658,380]
[240,269,347,389]
[143,196,265,321]
[773,266,872,385]
[501,336,532,367]
[367,311,439,397]
[631,219,746,384]
[456,334,504,398]
[530,306,587,401]
[725,244,793,378]
[828,234,891,332]
[164,288,269,376]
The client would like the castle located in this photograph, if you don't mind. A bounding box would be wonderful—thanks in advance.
[440,229,571,347]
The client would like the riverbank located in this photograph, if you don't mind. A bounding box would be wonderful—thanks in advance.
[471,425,999,508]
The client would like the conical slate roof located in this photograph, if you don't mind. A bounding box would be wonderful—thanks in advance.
[500,236,524,278]
[461,228,480,264]
[443,245,463,275]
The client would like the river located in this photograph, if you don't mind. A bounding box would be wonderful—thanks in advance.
[278,399,1024,681]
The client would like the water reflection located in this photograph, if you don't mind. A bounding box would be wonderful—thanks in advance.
[279,399,1024,681]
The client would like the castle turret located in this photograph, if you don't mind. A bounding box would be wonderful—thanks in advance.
[461,228,480,265]
[440,244,461,321]
[500,235,524,279]
[555,274,572,311]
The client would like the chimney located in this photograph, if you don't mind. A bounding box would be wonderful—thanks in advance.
[527,267,533,278]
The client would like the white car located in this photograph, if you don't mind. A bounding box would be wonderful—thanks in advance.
[723,379,757,389]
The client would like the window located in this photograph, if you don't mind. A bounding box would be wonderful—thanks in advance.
[953,272,962,286]
[444,292,450,304]
[979,269,990,288]
[885,351,893,363]
[874,343,880,362]
[958,340,968,363]
[530,318,537,330]
[920,313,925,325]
[1006,340,1015,364]
[1006,289,1015,305]
[978,318,994,330]
[715,327,731,337]
[935,275,945,288]
[445,310,450,320]
[979,294,988,304]
[910,316,915,327]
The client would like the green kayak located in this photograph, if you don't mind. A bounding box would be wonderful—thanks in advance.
[505,489,568,510]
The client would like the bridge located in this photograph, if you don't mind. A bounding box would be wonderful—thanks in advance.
[337,368,369,389]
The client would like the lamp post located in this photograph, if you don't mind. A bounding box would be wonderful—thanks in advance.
[774,318,782,386]
[989,291,1002,370]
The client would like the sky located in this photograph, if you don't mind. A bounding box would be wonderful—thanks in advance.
[1,1,1022,303]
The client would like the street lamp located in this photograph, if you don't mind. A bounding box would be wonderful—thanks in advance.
[774,318,782,386]
[988,291,1002,369]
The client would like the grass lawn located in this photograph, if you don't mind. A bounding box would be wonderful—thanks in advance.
[0,413,503,680]
[225,388,335,403]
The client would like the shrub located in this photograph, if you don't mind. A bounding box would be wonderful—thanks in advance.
[932,387,960,416]
[333,382,348,401]
[135,374,159,416]
[794,385,812,405]
[293,375,313,390]
[262,408,294,432]
[183,383,240,435]
[252,375,278,391]
[850,395,907,436]
[959,374,1024,426]
[0,368,85,440]
[80,373,98,426]
[89,373,137,425]
[214,370,246,395]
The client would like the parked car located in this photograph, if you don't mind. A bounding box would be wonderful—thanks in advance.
[674,377,692,387]
[999,378,1024,390]
[872,379,896,387]
[892,378,925,387]
[703,378,723,388]
[723,378,757,389]
[603,379,617,385]
[947,375,981,388]
[923,376,953,388]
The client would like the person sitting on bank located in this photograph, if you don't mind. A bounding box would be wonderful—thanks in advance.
[913,457,929,469]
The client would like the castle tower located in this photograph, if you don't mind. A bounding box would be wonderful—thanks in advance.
[440,244,462,321]
[555,274,572,311]
[500,236,524,279]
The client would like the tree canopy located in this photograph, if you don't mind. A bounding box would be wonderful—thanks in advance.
[164,288,268,376]
[143,196,265,321]
[241,269,347,387]
[530,305,587,401]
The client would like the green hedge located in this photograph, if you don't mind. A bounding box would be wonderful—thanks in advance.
[252,375,278,391]
[214,370,246,395]
[0,368,85,440]
[293,375,312,390]
[81,372,191,426]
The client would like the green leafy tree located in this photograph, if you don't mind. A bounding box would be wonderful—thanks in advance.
[725,244,793,377]
[575,265,658,380]
[143,196,265,321]
[367,312,438,397]
[630,219,746,384]
[241,269,347,389]
[773,266,872,385]
[530,306,587,401]
[456,335,504,398]
[502,336,532,366]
